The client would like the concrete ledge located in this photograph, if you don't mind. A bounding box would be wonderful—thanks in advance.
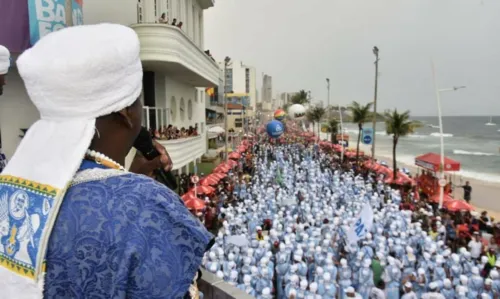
[198,269,255,299]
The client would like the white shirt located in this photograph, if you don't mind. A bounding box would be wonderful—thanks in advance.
[370,288,386,299]
[402,291,418,299]
[422,292,446,299]
[468,240,483,258]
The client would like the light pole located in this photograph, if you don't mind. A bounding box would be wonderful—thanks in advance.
[431,60,466,208]
[326,78,330,141]
[224,56,231,163]
[339,103,344,163]
[371,46,379,165]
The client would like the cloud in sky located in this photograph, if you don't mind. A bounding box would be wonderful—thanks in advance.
[205,0,500,116]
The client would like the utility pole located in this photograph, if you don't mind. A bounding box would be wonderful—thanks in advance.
[326,78,330,141]
[371,46,379,164]
[224,56,231,163]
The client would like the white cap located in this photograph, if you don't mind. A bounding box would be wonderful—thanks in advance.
[309,282,318,292]
[345,286,355,293]
[486,278,492,285]
[262,288,271,295]
[443,279,452,288]
[0,45,10,75]
[429,282,438,290]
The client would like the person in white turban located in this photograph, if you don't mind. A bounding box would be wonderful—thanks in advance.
[0,24,212,299]
[0,45,10,173]
[0,44,9,96]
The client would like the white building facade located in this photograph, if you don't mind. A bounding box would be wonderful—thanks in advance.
[261,74,273,111]
[0,0,219,174]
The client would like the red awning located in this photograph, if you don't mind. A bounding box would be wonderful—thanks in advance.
[414,152,461,172]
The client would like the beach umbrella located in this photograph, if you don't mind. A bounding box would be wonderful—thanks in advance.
[200,175,220,186]
[226,159,238,167]
[181,192,198,202]
[214,164,231,173]
[228,152,241,160]
[429,193,454,204]
[184,198,206,210]
[191,185,215,195]
[444,200,474,212]
[210,172,227,179]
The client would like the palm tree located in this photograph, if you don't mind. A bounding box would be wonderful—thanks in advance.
[384,109,422,179]
[326,118,339,143]
[306,106,326,138]
[291,90,309,105]
[348,101,373,162]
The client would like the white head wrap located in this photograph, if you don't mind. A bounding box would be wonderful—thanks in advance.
[0,45,10,75]
[0,24,142,298]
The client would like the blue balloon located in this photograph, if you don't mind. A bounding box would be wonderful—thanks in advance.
[266,120,284,138]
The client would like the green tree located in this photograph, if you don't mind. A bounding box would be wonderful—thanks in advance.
[348,101,373,162]
[384,109,422,179]
[326,118,339,143]
[306,106,326,138]
[291,90,309,105]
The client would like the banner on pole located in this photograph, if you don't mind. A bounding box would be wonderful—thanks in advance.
[28,0,84,45]
[346,203,374,245]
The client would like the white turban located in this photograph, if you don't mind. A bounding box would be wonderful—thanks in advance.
[0,24,142,298]
[0,45,9,75]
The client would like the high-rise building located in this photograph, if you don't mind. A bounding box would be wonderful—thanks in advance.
[262,74,273,111]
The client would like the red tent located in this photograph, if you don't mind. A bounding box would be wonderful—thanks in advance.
[444,200,473,212]
[200,175,220,186]
[184,198,206,210]
[415,153,460,172]
[191,185,215,195]
[429,193,455,204]
[181,192,198,202]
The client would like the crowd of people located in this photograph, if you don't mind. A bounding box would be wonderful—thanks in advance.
[197,134,500,299]
[159,13,183,29]
[150,124,199,140]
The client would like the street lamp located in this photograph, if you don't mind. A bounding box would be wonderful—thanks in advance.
[224,56,231,162]
[326,78,330,141]
[431,60,465,208]
[371,46,380,165]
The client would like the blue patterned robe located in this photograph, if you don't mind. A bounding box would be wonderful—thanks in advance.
[43,161,213,299]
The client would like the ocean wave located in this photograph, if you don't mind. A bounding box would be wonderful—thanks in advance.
[457,170,500,184]
[430,132,453,138]
[452,149,497,157]
[406,134,427,139]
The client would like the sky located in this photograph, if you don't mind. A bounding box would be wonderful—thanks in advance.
[204,0,500,116]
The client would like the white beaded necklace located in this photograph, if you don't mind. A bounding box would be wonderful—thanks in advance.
[85,149,125,171]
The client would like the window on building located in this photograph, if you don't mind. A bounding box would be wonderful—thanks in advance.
[137,0,143,23]
[184,0,189,35]
[200,122,204,133]
[192,5,197,43]
[245,68,250,93]
[235,118,243,128]
[198,12,203,46]
[154,0,158,20]
[176,0,181,19]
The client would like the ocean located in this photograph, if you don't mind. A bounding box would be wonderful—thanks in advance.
[320,116,500,183]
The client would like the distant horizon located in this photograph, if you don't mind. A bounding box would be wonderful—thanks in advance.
[412,115,500,118]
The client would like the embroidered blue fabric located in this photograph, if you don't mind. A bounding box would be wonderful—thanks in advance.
[43,161,213,299]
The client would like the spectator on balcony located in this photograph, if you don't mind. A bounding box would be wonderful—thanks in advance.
[177,21,183,29]
[159,13,168,24]
[171,18,177,26]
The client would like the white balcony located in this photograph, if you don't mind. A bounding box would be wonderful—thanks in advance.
[158,135,205,170]
[130,24,219,87]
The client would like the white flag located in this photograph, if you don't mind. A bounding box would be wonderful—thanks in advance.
[346,203,374,245]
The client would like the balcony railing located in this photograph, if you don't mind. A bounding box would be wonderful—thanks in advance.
[142,106,170,130]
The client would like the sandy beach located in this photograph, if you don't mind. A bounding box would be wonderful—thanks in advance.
[357,144,500,219]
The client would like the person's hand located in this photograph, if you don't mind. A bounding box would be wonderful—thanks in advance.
[153,140,173,171]
[129,141,173,177]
